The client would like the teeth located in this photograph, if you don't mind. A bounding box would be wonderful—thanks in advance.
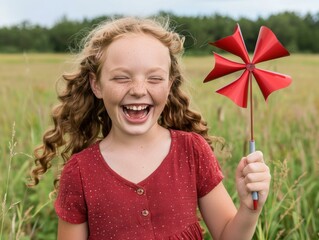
[124,105,148,111]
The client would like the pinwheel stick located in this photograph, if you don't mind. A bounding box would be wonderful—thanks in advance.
[249,73,254,142]
[249,73,258,210]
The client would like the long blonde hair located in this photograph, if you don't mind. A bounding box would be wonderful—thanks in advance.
[29,17,213,190]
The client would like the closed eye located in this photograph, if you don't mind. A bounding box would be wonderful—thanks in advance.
[148,76,164,82]
[111,76,131,82]
[112,76,129,80]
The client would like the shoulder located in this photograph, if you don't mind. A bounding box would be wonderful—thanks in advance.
[58,142,100,195]
[170,129,215,163]
[171,129,205,140]
[170,129,210,148]
[64,141,100,167]
[60,141,101,177]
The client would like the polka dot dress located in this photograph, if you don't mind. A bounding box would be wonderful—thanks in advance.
[55,129,224,240]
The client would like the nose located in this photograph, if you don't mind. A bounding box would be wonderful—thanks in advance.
[129,78,147,97]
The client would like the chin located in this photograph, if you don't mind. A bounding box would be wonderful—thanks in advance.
[122,122,160,137]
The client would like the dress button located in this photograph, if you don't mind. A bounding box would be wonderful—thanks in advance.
[136,188,144,195]
[141,209,149,216]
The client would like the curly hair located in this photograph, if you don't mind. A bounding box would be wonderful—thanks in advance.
[29,17,215,191]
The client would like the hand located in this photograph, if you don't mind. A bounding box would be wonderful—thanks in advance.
[236,151,271,211]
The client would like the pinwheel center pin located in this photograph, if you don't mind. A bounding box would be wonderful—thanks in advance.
[246,63,255,72]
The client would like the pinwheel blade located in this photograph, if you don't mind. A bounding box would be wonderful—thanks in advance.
[253,68,292,101]
[204,53,246,82]
[252,26,290,64]
[211,24,250,63]
[216,70,250,108]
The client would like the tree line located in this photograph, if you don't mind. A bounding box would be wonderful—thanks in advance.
[0,11,318,54]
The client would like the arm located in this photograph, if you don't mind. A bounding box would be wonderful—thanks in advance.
[57,219,88,240]
[199,151,271,240]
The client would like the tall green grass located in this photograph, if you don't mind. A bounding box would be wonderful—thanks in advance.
[0,53,318,239]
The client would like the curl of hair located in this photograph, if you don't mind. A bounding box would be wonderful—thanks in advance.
[29,17,216,191]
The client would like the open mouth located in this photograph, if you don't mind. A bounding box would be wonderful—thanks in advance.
[122,104,151,119]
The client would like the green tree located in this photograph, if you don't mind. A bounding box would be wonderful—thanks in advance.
[49,16,86,52]
[0,11,319,54]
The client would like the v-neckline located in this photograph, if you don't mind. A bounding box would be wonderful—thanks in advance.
[96,129,175,187]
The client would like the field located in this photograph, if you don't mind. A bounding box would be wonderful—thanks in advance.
[0,53,318,239]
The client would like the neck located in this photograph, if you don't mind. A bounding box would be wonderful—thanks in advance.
[104,124,168,148]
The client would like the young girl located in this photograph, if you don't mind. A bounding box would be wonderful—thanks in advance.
[30,17,271,240]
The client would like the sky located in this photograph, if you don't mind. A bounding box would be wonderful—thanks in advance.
[0,0,319,27]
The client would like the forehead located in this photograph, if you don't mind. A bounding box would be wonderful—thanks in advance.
[101,33,171,69]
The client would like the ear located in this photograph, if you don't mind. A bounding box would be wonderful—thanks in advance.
[89,73,102,99]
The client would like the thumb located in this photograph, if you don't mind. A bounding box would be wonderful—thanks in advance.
[236,157,247,179]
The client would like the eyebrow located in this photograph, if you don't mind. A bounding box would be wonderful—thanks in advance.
[147,67,169,74]
[108,66,169,74]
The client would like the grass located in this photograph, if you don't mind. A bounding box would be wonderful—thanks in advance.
[0,53,318,239]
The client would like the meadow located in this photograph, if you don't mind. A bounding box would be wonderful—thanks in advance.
[0,53,318,239]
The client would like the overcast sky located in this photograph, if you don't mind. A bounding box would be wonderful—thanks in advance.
[1,0,318,27]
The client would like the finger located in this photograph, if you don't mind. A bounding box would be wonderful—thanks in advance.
[246,151,264,164]
[245,181,270,193]
[244,172,271,184]
[236,157,248,178]
[243,162,269,176]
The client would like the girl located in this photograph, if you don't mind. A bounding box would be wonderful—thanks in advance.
[30,17,271,240]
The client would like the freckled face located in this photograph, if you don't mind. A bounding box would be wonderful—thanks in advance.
[91,34,172,137]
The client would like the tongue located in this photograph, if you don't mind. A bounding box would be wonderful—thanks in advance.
[125,109,147,119]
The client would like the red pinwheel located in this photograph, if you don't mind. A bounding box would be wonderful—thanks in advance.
[204,23,292,108]
[204,24,292,210]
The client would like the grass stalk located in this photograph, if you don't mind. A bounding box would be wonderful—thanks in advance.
[0,123,16,240]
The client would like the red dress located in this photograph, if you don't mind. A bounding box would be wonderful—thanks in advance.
[55,129,223,240]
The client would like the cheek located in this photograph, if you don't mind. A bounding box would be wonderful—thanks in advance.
[150,85,171,105]
[100,87,126,112]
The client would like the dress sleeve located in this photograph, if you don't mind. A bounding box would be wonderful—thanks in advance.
[54,155,87,224]
[191,133,224,198]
